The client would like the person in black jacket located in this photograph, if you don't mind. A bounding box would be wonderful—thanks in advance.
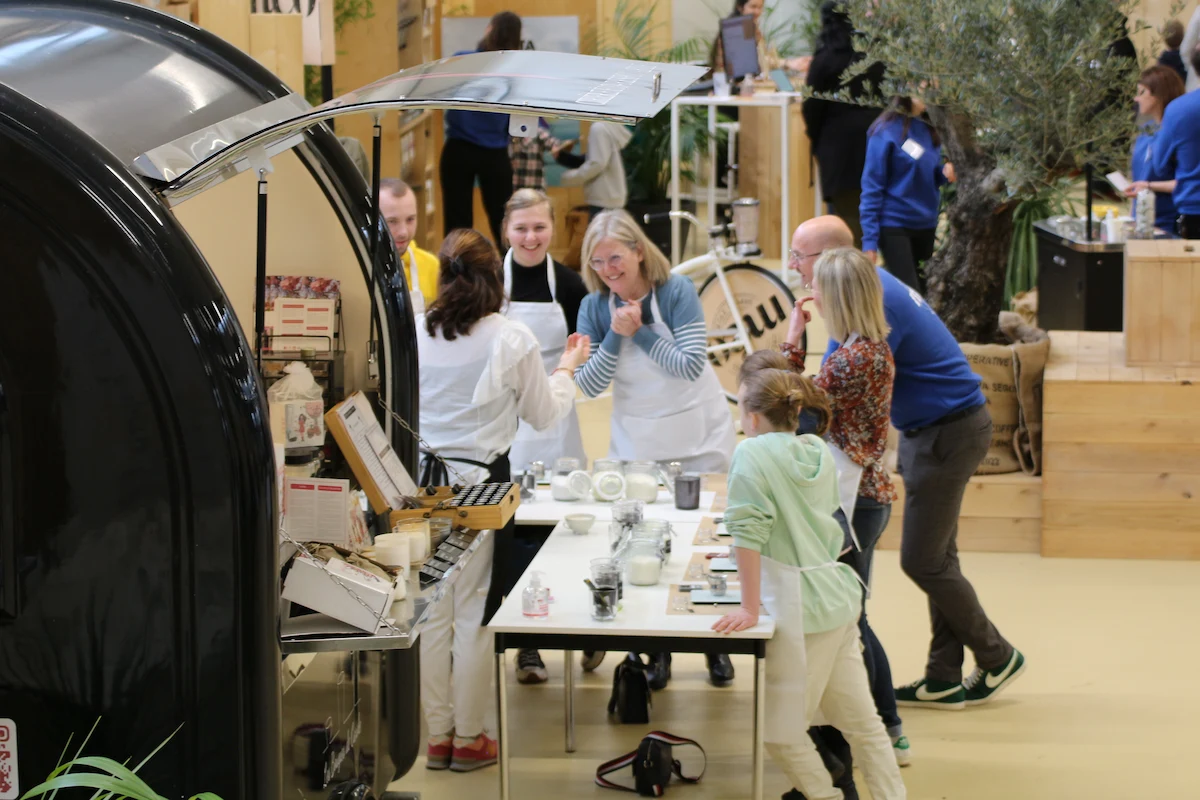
[1159,19,1187,83]
[801,1,885,248]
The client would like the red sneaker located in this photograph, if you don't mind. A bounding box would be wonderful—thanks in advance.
[426,734,453,770]
[449,733,498,772]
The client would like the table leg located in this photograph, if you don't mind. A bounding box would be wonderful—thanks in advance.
[496,650,511,800]
[564,649,576,753]
[753,652,766,800]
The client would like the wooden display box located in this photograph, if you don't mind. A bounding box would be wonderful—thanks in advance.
[388,483,520,532]
[1124,239,1200,367]
[1041,331,1200,560]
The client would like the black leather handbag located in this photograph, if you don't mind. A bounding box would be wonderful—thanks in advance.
[595,731,706,796]
[608,654,652,724]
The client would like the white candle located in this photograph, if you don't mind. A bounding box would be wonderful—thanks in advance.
[627,554,661,585]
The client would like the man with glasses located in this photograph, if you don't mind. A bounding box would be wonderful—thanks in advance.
[779,215,1025,797]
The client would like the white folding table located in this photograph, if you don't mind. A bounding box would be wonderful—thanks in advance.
[489,516,775,800]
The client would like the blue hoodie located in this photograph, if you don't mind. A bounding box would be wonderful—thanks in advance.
[859,116,946,252]
[443,49,511,150]
[1152,88,1200,215]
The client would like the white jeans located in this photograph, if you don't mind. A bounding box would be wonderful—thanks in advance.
[766,621,906,800]
[419,532,494,739]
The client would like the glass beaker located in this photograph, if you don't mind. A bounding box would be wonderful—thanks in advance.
[428,517,453,549]
[591,557,623,600]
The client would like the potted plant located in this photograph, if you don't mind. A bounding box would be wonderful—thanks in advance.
[593,0,718,255]
[824,0,1143,343]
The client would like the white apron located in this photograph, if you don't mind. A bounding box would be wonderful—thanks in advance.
[607,291,736,473]
[503,249,586,469]
[827,333,866,552]
[759,556,865,743]
[402,246,426,316]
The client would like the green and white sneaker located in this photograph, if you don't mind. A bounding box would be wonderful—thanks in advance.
[963,649,1026,706]
[894,677,966,710]
[892,735,912,767]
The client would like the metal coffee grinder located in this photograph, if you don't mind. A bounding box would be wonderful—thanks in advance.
[731,197,762,257]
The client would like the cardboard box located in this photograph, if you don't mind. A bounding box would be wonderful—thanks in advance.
[282,553,396,634]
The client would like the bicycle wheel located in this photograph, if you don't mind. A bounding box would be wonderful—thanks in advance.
[698,263,805,402]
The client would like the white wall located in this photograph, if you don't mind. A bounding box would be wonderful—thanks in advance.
[672,0,813,50]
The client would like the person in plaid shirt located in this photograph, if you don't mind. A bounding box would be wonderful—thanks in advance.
[509,118,575,192]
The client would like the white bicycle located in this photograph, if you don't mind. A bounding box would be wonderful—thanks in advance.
[644,207,803,402]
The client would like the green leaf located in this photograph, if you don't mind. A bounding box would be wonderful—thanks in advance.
[20,772,159,800]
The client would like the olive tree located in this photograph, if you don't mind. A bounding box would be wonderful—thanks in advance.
[829,0,1150,342]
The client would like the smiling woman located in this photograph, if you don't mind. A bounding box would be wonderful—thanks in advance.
[574,209,735,474]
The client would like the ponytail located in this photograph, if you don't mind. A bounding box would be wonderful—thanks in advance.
[424,229,504,340]
[740,368,831,434]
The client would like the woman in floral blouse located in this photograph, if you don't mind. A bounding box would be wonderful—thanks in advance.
[778,247,909,772]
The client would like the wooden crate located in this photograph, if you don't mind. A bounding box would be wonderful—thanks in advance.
[1124,239,1200,367]
[877,472,1043,554]
[1041,331,1200,560]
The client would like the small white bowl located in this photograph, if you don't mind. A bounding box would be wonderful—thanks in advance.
[565,513,595,535]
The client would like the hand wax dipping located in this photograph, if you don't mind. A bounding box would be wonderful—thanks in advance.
[574,210,736,474]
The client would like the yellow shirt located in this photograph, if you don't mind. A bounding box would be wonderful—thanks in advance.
[402,243,440,303]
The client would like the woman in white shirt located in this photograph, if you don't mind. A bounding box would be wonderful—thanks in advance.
[416,228,590,772]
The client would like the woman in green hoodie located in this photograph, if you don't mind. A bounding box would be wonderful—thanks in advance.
[714,367,906,800]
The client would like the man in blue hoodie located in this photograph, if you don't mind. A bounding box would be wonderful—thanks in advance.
[1153,43,1200,239]
[788,216,1025,713]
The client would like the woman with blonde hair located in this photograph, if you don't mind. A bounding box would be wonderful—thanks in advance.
[575,209,737,687]
[778,247,911,781]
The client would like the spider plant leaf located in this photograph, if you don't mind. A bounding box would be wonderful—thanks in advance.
[129,724,183,775]
[59,758,159,799]
[19,772,160,800]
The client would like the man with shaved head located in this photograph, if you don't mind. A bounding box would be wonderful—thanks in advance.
[787,216,1025,711]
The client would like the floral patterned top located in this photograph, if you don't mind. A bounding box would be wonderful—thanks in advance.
[783,336,898,504]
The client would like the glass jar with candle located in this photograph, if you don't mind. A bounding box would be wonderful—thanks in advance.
[392,518,431,564]
[551,457,592,501]
[623,461,661,503]
[624,540,663,586]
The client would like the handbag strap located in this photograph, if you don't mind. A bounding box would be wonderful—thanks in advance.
[594,731,705,794]
[645,731,706,784]
[595,747,641,793]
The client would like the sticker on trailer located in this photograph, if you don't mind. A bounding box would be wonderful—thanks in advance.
[0,719,17,800]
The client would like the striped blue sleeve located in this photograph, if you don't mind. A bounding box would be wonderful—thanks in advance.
[574,292,621,397]
[631,276,708,381]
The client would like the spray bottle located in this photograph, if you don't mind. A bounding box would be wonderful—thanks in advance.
[522,571,550,618]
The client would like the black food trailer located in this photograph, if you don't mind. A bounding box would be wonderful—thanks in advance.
[0,3,702,796]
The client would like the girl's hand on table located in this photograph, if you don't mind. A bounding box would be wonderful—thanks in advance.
[712,607,758,633]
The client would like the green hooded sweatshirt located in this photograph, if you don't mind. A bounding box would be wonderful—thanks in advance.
[725,432,862,634]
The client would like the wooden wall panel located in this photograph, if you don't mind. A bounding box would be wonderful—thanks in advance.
[196,0,250,51]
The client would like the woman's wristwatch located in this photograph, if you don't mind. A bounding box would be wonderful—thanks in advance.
[779,342,807,370]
